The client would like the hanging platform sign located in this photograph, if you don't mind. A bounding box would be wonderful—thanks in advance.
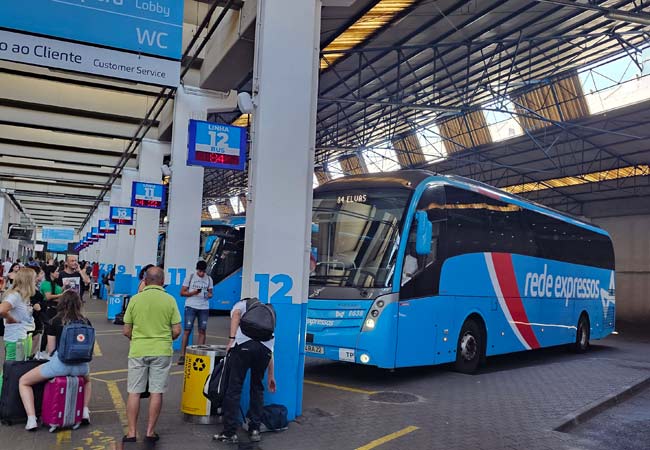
[0,0,183,86]
[42,227,75,242]
[131,181,166,209]
[187,119,247,171]
[110,206,134,225]
[99,220,117,234]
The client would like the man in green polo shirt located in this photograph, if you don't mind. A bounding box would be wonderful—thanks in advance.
[122,266,181,444]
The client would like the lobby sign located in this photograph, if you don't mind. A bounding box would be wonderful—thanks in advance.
[187,119,248,171]
[0,0,184,59]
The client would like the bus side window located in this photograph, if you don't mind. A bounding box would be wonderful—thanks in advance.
[400,185,445,299]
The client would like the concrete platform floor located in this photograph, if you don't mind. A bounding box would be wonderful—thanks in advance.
[1,297,649,450]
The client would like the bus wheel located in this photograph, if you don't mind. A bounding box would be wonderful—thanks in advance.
[454,319,484,374]
[573,314,590,353]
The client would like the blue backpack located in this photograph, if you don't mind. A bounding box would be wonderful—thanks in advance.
[57,321,95,364]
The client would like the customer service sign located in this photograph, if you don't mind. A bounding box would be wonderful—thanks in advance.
[0,0,183,86]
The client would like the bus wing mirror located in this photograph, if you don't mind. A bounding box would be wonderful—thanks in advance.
[415,211,433,256]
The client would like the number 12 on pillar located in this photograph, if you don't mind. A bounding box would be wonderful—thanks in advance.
[254,274,293,303]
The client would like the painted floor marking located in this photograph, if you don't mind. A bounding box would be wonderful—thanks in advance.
[106,380,128,433]
[303,379,378,395]
[55,430,72,449]
[94,341,103,357]
[355,426,419,450]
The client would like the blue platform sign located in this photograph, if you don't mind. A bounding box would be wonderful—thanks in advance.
[131,182,166,209]
[42,227,75,242]
[99,220,117,234]
[46,242,68,253]
[187,120,247,171]
[0,0,184,60]
[110,206,134,225]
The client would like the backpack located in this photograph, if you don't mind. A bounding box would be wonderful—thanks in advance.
[240,298,276,342]
[203,352,230,409]
[262,404,289,431]
[57,320,95,364]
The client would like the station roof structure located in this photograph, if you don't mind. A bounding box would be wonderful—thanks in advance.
[1,0,649,231]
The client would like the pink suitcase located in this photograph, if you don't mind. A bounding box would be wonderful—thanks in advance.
[41,376,85,432]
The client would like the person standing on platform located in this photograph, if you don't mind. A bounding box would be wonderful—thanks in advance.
[0,268,36,371]
[176,261,213,365]
[214,299,276,444]
[58,255,90,300]
[122,267,181,444]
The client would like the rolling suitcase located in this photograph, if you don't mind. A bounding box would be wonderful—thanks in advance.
[0,360,46,425]
[41,376,86,432]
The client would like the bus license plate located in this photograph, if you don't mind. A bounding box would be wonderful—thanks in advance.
[339,348,355,362]
[305,344,324,354]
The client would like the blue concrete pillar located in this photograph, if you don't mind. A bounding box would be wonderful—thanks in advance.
[240,0,322,421]
[164,86,238,350]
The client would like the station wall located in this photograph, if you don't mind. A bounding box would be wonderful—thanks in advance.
[593,214,650,325]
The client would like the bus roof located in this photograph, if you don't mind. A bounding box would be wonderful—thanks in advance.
[315,170,609,237]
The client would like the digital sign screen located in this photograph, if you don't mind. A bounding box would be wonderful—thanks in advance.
[47,242,68,253]
[131,182,166,210]
[99,220,117,234]
[187,119,247,171]
[110,206,134,225]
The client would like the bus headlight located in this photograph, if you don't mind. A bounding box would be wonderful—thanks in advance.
[361,293,398,332]
[360,354,370,364]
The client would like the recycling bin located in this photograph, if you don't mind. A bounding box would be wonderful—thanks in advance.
[181,344,227,424]
[107,294,125,321]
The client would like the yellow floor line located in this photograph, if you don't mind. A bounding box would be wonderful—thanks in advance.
[303,379,378,395]
[55,430,72,449]
[92,368,128,376]
[94,341,103,357]
[355,426,419,450]
[106,381,128,433]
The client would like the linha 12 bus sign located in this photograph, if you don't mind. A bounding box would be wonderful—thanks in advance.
[131,181,166,209]
[187,119,247,171]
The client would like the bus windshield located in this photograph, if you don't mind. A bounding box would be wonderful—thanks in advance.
[311,188,411,289]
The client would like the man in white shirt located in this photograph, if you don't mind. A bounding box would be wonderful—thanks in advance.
[177,260,213,365]
[214,298,276,445]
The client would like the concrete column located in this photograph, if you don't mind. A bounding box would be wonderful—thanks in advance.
[164,86,237,349]
[133,139,168,277]
[99,185,121,299]
[241,0,321,420]
[114,169,137,294]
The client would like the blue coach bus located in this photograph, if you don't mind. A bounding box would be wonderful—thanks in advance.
[306,170,615,372]
[202,216,246,311]
[156,217,245,311]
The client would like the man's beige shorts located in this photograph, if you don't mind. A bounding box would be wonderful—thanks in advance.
[127,356,172,394]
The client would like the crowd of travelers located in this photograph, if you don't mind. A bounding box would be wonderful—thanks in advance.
[0,255,279,445]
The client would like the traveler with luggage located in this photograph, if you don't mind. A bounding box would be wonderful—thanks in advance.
[214,298,276,444]
[17,290,93,431]
[0,268,36,364]
[122,266,181,443]
[177,260,213,365]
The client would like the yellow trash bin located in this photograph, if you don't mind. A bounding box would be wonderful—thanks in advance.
[181,344,227,424]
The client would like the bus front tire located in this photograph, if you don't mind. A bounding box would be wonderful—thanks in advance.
[454,318,484,374]
[573,314,590,353]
